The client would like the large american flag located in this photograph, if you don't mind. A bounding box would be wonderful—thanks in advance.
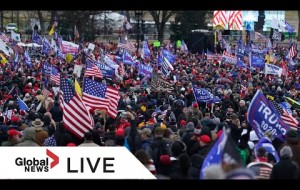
[82,78,120,118]
[60,77,93,139]
[117,42,136,53]
[0,32,9,43]
[269,99,298,130]
[84,60,103,79]
[50,66,60,86]
[228,11,242,30]
[213,11,228,28]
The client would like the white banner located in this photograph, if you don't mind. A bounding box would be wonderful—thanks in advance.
[265,63,282,77]
[61,40,79,54]
[88,43,95,51]
[73,64,83,78]
[0,39,14,56]
[0,147,156,179]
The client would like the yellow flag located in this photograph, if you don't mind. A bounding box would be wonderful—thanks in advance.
[49,24,55,36]
[74,79,82,97]
[266,95,274,100]
[265,54,270,64]
[0,54,8,64]
[66,53,73,63]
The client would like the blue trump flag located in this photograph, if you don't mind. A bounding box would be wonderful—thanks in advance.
[142,41,151,59]
[123,50,135,65]
[250,54,265,70]
[162,49,176,64]
[42,38,51,55]
[247,90,290,139]
[157,53,163,66]
[200,131,227,179]
[193,85,220,104]
[17,97,29,111]
[32,30,42,45]
[285,21,295,34]
[95,62,115,79]
[139,64,153,78]
[237,58,249,69]
[24,50,32,68]
[43,62,52,75]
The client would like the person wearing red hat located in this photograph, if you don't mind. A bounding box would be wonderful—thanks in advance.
[197,135,211,157]
[1,129,21,146]
[10,115,21,128]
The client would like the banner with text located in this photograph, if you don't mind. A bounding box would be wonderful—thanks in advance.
[247,90,290,139]
[0,147,155,179]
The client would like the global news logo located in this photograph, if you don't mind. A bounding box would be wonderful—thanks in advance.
[15,149,59,172]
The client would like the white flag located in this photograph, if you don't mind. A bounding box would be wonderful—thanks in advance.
[11,31,21,42]
[264,63,283,77]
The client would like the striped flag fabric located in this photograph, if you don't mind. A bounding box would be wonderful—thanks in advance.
[269,99,299,130]
[42,88,51,98]
[228,11,242,30]
[50,66,60,86]
[84,59,103,79]
[180,40,189,54]
[117,42,136,53]
[60,77,93,139]
[288,42,297,59]
[123,16,132,30]
[213,11,228,28]
[0,32,9,43]
[74,25,80,40]
[161,56,174,77]
[82,78,120,118]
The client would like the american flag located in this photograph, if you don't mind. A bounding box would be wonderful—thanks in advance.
[288,43,297,59]
[50,66,60,86]
[42,88,51,98]
[117,42,136,53]
[228,11,242,30]
[0,32,9,43]
[74,25,80,40]
[60,77,93,139]
[180,40,189,54]
[123,16,132,31]
[269,99,298,130]
[84,60,103,79]
[82,78,120,118]
[161,56,174,77]
[213,11,228,28]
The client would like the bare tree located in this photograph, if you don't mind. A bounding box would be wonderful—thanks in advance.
[298,11,300,41]
[126,10,131,23]
[149,11,176,42]
[0,11,3,31]
[37,11,45,34]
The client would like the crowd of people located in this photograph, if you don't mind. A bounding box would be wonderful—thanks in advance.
[0,32,300,180]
